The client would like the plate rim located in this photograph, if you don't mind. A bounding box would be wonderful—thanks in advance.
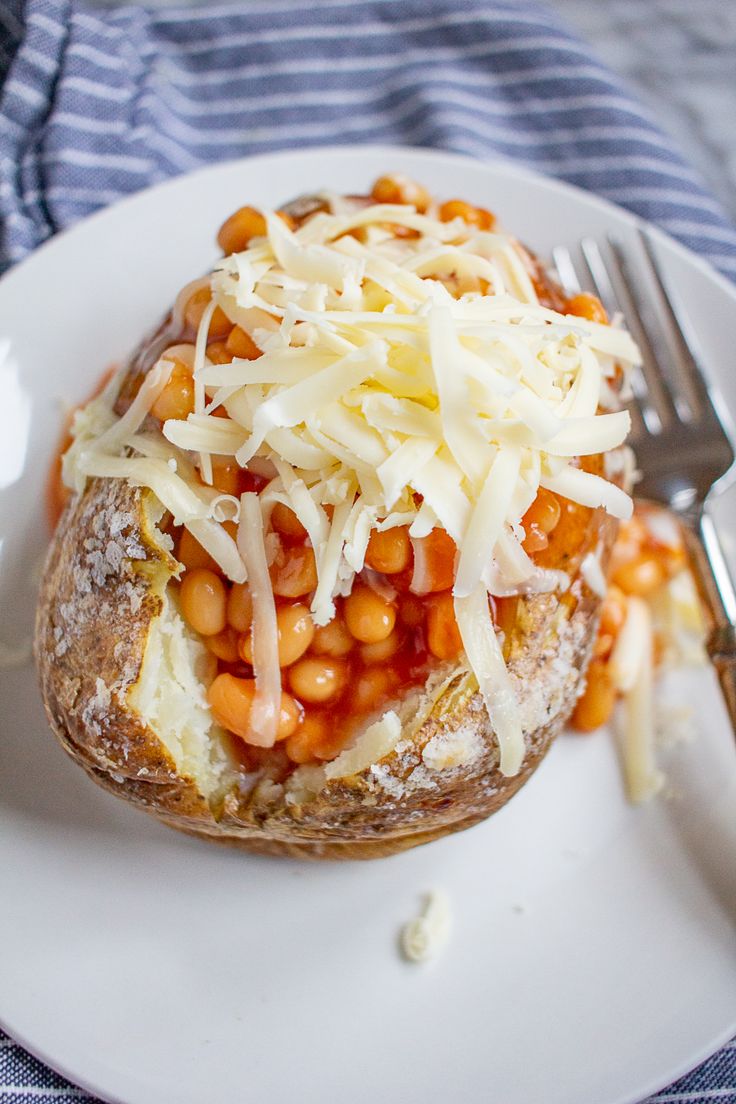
[3,1010,735,1104]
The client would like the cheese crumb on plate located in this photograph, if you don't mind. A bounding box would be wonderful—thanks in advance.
[400,889,452,964]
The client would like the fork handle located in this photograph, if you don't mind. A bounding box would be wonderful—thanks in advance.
[681,511,736,735]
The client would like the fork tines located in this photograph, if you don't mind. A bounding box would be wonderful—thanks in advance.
[551,229,735,511]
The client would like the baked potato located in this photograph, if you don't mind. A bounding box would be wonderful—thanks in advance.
[36,176,638,859]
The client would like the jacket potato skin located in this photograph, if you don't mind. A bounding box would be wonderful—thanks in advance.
[36,457,617,860]
[35,476,215,827]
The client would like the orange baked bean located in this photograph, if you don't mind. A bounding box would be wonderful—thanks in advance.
[276,604,315,666]
[183,286,232,337]
[522,489,562,554]
[284,729,317,764]
[352,667,394,714]
[364,526,412,574]
[438,199,495,230]
[398,593,424,628]
[177,527,218,573]
[311,730,350,761]
[226,326,261,360]
[227,582,253,633]
[205,626,241,664]
[206,340,232,365]
[275,692,302,740]
[270,544,318,598]
[613,553,665,597]
[344,584,396,643]
[208,673,301,742]
[150,358,195,422]
[208,673,255,739]
[566,292,608,325]
[426,592,463,660]
[288,656,348,703]
[217,206,267,254]
[239,603,314,667]
[180,568,227,637]
[413,528,457,593]
[311,614,354,657]
[371,174,430,212]
[211,458,241,497]
[284,713,330,764]
[271,502,308,542]
[571,660,616,732]
[216,207,295,255]
[360,628,403,665]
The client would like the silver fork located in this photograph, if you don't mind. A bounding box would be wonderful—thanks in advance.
[552,230,736,735]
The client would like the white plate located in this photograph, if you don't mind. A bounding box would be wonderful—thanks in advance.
[1,146,735,1104]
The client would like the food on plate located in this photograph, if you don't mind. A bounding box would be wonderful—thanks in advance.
[400,889,452,963]
[36,174,640,859]
[572,503,706,802]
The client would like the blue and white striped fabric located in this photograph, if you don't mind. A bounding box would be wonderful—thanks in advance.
[1,0,736,279]
[0,1,735,1102]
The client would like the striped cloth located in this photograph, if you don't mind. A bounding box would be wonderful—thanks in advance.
[1,0,736,277]
[0,1,735,1102]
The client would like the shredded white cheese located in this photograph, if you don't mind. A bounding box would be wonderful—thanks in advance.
[63,194,640,777]
[236,493,280,746]
[400,890,452,963]
[455,584,524,776]
[609,596,650,694]
[616,599,665,803]
[324,710,401,780]
[580,550,607,600]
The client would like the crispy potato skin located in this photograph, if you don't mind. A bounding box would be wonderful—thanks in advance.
[35,478,215,826]
[36,468,617,860]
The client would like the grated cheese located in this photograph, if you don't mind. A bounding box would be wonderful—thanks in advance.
[616,599,665,803]
[400,890,452,964]
[580,551,607,600]
[236,493,280,746]
[454,447,521,598]
[64,193,640,778]
[454,583,524,776]
[609,596,650,694]
[324,710,401,780]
